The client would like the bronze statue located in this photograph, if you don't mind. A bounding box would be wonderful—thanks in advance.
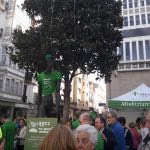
[36,54,62,117]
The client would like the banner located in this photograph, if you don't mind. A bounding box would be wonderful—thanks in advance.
[24,117,57,150]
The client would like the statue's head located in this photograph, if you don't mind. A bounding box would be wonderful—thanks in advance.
[45,53,54,71]
[45,53,53,61]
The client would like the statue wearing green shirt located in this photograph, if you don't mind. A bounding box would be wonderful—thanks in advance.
[37,54,62,117]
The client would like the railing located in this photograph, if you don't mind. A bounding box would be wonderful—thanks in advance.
[0,88,22,97]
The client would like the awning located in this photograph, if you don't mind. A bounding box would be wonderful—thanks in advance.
[108,83,150,109]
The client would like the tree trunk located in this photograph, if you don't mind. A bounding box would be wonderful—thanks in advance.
[62,75,71,122]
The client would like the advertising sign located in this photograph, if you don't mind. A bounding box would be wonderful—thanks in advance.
[24,117,57,150]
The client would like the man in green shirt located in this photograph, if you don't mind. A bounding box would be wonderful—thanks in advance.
[37,54,62,117]
[0,114,16,150]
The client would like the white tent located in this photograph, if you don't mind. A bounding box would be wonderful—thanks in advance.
[108,83,150,109]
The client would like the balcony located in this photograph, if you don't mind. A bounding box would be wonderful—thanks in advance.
[2,87,22,97]
[0,89,22,102]
[118,61,150,71]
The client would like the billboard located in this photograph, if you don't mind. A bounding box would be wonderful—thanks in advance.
[24,117,57,150]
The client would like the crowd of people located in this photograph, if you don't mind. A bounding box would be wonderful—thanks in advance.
[40,110,150,150]
[0,114,26,150]
[0,111,150,150]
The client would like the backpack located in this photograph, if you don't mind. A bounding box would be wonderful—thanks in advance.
[138,134,150,150]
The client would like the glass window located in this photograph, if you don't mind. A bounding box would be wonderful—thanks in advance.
[145,40,150,59]
[132,42,137,60]
[147,14,150,24]
[130,16,134,26]
[1,55,6,65]
[123,17,128,26]
[146,0,150,5]
[1,47,7,65]
[135,15,140,25]
[134,0,139,7]
[119,64,124,69]
[146,62,150,68]
[125,42,130,60]
[139,63,145,68]
[14,82,19,95]
[138,41,144,60]
[140,0,145,6]
[19,81,23,95]
[141,14,146,24]
[2,46,6,54]
[123,0,127,9]
[5,78,10,92]
[129,0,133,8]
[119,44,124,60]
[4,27,11,36]
[10,79,14,92]
[0,80,3,91]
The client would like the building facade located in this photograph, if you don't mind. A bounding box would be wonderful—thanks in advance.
[0,0,37,119]
[0,0,106,119]
[66,72,106,118]
[107,0,150,122]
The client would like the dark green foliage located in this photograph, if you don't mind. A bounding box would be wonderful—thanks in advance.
[10,0,122,82]
[9,0,123,119]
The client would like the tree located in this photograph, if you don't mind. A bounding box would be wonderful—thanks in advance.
[9,0,123,121]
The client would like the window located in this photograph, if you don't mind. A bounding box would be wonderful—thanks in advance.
[134,0,139,7]
[8,1,15,10]
[123,17,128,26]
[135,15,140,25]
[1,55,6,65]
[132,42,137,60]
[147,14,150,24]
[126,64,131,69]
[125,42,130,60]
[0,28,3,38]
[141,14,146,24]
[2,46,6,54]
[129,0,133,8]
[138,41,144,60]
[4,27,11,36]
[14,82,19,95]
[119,64,124,69]
[19,81,23,95]
[146,0,150,5]
[5,78,10,92]
[1,46,7,65]
[146,62,150,68]
[119,44,124,60]
[10,79,14,93]
[130,16,134,26]
[0,80,3,91]
[123,0,127,9]
[140,0,145,6]
[145,40,150,59]
[139,63,145,68]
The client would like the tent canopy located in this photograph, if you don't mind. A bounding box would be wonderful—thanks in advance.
[108,83,150,109]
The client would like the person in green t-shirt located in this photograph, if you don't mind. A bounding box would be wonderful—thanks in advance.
[37,54,62,117]
[0,113,17,150]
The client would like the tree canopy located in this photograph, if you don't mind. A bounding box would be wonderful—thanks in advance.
[11,0,122,82]
[9,0,123,119]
